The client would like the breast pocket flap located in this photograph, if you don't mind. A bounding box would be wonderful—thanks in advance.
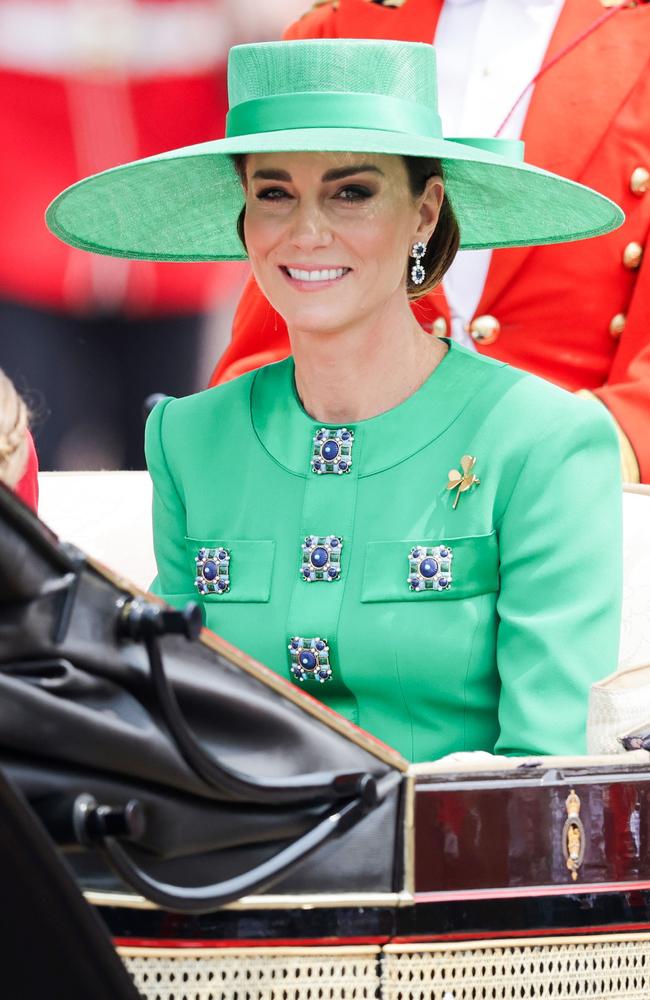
[361,532,499,603]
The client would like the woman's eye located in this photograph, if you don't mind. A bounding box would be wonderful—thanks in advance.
[256,187,291,201]
[336,185,373,202]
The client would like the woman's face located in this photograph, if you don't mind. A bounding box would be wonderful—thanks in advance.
[241,151,443,336]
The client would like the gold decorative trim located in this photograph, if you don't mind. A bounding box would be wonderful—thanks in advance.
[306,0,339,12]
[86,889,414,911]
[562,789,585,881]
[90,556,407,772]
[118,944,382,958]
[384,931,650,953]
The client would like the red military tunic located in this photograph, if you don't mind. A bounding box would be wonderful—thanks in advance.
[0,0,233,316]
[209,0,650,482]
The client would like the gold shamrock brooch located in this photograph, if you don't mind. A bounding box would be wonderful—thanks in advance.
[447,455,480,509]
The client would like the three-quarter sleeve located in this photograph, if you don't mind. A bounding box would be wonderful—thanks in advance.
[144,397,195,606]
[494,399,622,756]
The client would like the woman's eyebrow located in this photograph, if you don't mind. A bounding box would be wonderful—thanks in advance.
[322,165,384,181]
[250,165,384,182]
[251,168,292,180]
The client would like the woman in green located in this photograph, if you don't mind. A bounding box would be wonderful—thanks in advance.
[46,39,624,763]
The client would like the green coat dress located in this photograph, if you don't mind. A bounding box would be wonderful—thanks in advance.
[145,340,622,762]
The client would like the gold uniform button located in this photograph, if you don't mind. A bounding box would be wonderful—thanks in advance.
[432,317,448,337]
[630,167,650,196]
[609,313,626,338]
[469,315,500,345]
[622,241,643,270]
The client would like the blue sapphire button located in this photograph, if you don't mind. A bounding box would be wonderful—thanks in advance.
[299,650,317,671]
[321,439,340,461]
[194,546,231,595]
[202,560,218,581]
[301,534,343,582]
[289,636,332,684]
[419,558,439,578]
[311,427,354,475]
[407,544,454,592]
[311,546,329,568]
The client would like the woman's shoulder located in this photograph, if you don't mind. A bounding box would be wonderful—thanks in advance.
[451,342,618,444]
[147,358,293,444]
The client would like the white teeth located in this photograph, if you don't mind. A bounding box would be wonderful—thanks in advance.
[287,267,348,282]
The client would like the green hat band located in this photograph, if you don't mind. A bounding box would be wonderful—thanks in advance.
[226,92,442,140]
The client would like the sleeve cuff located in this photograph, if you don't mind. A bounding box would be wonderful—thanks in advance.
[575,389,641,484]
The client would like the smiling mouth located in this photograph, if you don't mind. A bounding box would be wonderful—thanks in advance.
[281,266,351,283]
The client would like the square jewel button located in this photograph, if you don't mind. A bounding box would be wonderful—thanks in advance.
[311,427,354,475]
[301,535,342,582]
[408,544,453,592]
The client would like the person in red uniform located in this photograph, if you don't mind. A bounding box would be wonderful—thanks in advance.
[209,0,650,484]
[0,0,241,470]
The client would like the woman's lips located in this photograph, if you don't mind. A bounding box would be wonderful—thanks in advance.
[280,265,351,289]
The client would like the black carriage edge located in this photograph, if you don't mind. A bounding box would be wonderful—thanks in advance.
[3,480,650,929]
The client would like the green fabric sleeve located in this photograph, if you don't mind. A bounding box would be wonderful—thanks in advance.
[144,397,195,607]
[494,399,622,756]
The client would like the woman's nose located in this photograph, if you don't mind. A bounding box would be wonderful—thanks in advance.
[288,201,333,249]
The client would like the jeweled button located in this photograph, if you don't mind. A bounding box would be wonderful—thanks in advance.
[202,560,218,581]
[321,439,340,461]
[289,636,332,683]
[419,558,439,578]
[311,547,329,568]
[299,650,317,671]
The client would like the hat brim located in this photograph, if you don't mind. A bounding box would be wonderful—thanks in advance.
[45,128,623,260]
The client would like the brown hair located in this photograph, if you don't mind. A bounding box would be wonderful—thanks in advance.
[403,157,460,299]
[232,153,460,300]
[0,369,29,488]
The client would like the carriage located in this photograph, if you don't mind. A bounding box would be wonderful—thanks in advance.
[2,475,650,1000]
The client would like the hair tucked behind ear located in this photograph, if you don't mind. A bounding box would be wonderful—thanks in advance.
[403,157,460,300]
[231,153,460,298]
[0,369,29,488]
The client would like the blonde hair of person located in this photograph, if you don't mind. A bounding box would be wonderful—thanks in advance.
[0,369,29,489]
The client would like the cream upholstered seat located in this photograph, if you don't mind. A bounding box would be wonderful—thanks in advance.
[38,470,155,591]
[618,484,650,670]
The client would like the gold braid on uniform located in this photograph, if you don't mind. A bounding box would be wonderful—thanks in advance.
[0,369,30,489]
[304,0,339,13]
[305,0,407,12]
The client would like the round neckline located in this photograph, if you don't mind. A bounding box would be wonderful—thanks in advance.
[289,340,453,430]
[251,339,497,477]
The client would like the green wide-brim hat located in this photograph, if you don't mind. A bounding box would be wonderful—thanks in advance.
[46,39,623,259]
